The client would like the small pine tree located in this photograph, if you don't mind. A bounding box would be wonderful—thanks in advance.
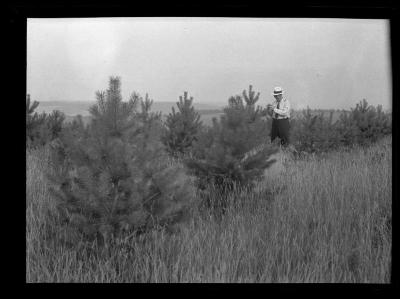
[337,99,391,146]
[290,108,341,154]
[336,110,360,147]
[26,94,46,147]
[290,100,391,155]
[185,85,278,200]
[46,110,66,140]
[242,84,260,105]
[88,77,139,138]
[47,76,195,248]
[26,94,65,148]
[162,91,203,157]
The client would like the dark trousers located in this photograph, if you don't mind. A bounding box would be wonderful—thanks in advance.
[271,118,290,146]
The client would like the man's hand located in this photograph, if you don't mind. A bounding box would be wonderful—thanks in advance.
[267,104,276,111]
[266,104,275,117]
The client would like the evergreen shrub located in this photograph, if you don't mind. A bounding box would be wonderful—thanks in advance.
[162,91,203,158]
[26,94,65,148]
[290,100,391,155]
[337,99,391,146]
[47,77,196,248]
[290,108,341,154]
[185,85,278,204]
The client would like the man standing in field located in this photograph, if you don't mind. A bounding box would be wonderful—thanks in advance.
[267,86,291,147]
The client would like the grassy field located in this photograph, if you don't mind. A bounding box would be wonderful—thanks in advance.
[26,136,391,283]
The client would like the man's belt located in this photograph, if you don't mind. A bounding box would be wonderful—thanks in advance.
[273,117,289,120]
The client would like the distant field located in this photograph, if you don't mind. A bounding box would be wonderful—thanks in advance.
[38,101,224,127]
[198,112,224,126]
[37,101,223,117]
[290,110,345,122]
[63,111,344,128]
[38,101,351,127]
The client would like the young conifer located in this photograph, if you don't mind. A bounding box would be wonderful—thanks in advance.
[26,94,46,147]
[46,110,66,141]
[162,91,202,157]
[47,77,195,248]
[185,85,277,198]
[290,100,392,155]
[290,108,341,154]
[337,99,391,146]
[26,95,65,147]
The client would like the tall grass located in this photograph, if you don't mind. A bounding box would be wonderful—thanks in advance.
[26,137,391,282]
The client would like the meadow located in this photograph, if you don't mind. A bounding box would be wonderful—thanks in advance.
[26,135,391,283]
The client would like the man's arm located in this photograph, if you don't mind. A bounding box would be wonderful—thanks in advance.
[273,101,290,117]
[266,104,275,117]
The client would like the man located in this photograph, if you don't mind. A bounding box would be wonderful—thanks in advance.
[267,86,290,146]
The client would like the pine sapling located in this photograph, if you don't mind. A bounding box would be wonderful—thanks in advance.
[185,85,277,206]
[162,91,202,157]
[47,76,196,249]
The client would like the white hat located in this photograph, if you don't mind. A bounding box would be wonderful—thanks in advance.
[272,86,283,96]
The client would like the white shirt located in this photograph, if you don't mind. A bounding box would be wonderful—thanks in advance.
[271,97,290,119]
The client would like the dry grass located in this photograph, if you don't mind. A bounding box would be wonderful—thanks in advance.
[26,136,391,283]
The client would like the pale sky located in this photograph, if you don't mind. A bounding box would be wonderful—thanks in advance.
[27,18,392,110]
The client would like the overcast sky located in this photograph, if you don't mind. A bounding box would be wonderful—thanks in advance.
[27,18,391,110]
